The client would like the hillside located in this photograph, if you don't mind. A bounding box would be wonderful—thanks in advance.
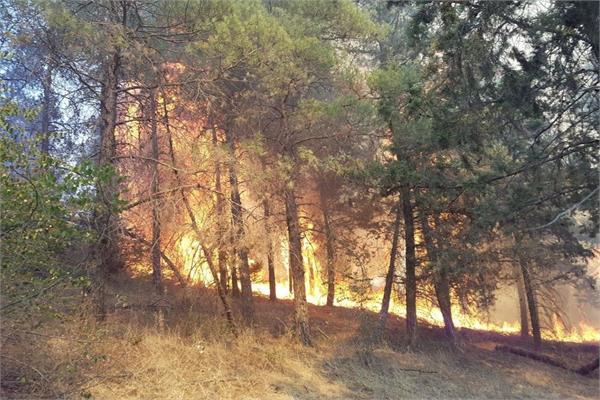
[2,275,598,400]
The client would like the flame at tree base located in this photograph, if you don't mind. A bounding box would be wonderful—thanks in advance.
[251,282,600,344]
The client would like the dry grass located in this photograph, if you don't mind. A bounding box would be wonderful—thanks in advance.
[2,274,599,399]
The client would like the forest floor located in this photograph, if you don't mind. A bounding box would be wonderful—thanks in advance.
[1,273,599,399]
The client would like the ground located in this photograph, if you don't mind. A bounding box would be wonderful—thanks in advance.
[1,274,598,399]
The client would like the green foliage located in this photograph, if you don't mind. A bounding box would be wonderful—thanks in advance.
[0,101,107,314]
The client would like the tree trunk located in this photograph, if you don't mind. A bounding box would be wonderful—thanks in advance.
[575,357,599,375]
[520,260,542,349]
[95,47,122,320]
[495,345,568,370]
[263,198,277,301]
[212,128,228,295]
[162,93,236,333]
[201,244,236,334]
[123,228,186,287]
[420,213,456,342]
[401,186,417,344]
[514,263,530,339]
[318,185,336,307]
[40,64,53,154]
[226,133,253,321]
[149,89,162,295]
[289,263,294,294]
[284,186,311,346]
[231,264,240,297]
[378,202,402,338]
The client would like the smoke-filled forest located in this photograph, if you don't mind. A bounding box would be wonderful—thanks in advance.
[1,0,599,398]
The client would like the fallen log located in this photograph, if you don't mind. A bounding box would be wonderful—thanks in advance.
[495,345,598,376]
[495,344,569,370]
[574,357,599,375]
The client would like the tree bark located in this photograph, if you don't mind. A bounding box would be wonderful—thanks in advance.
[575,357,599,375]
[123,228,186,287]
[263,198,277,301]
[420,213,456,343]
[288,263,294,295]
[495,345,567,369]
[520,260,542,349]
[401,186,417,344]
[318,184,336,307]
[284,186,312,346]
[514,263,530,339]
[40,63,53,154]
[378,202,402,338]
[212,128,228,295]
[95,45,123,321]
[226,132,253,321]
[231,264,240,297]
[149,89,162,295]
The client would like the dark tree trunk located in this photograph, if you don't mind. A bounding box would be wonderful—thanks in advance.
[284,186,312,346]
[201,245,237,334]
[263,198,277,301]
[231,263,240,298]
[575,357,599,375]
[401,186,417,344]
[520,260,542,349]
[40,64,53,154]
[95,47,123,320]
[289,264,294,294]
[420,213,456,343]
[212,129,228,295]
[378,202,402,338]
[495,345,568,370]
[433,273,455,340]
[226,133,253,321]
[514,264,530,339]
[149,89,162,295]
[123,228,186,287]
[318,185,336,307]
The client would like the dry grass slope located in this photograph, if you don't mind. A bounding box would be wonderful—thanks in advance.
[2,275,598,399]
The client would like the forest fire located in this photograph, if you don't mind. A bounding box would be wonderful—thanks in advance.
[169,229,599,345]
[252,279,600,344]
[3,1,599,398]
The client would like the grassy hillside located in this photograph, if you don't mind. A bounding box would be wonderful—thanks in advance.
[2,274,598,399]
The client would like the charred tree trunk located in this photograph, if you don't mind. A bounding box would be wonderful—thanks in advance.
[212,129,228,295]
[420,213,456,343]
[149,89,162,295]
[401,186,417,344]
[284,186,311,346]
[378,202,402,338]
[520,260,542,349]
[263,198,277,301]
[226,132,253,321]
[514,264,530,339]
[318,185,336,307]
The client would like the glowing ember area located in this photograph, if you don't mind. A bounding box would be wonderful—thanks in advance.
[173,224,600,344]
[251,282,600,343]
